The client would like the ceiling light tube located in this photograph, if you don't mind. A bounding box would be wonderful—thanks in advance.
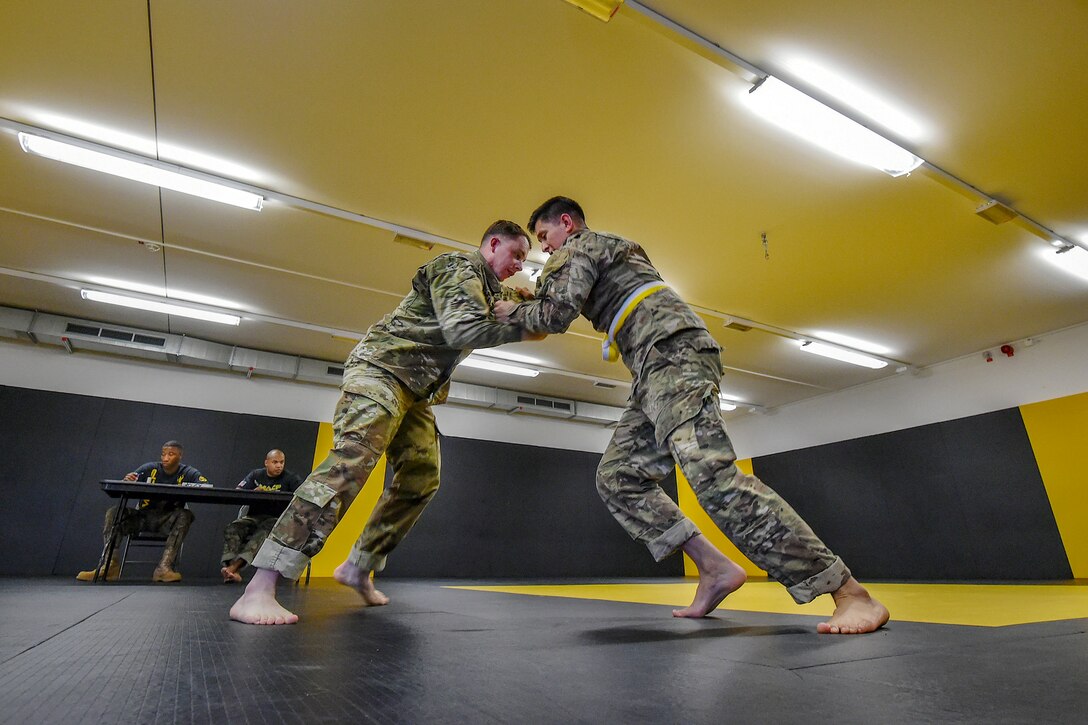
[1041,245,1088,282]
[799,340,888,369]
[718,396,738,411]
[460,355,540,377]
[743,77,923,177]
[19,133,264,210]
[472,349,542,365]
[80,289,241,325]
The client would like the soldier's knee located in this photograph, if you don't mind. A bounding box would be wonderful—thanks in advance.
[403,479,440,503]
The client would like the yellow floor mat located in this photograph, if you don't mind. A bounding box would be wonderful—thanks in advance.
[448,580,1088,627]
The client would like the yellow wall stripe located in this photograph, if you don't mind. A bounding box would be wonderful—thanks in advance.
[307,421,386,576]
[677,459,767,577]
[1020,391,1088,578]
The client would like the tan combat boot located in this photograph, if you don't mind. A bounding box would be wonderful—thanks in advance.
[153,538,183,582]
[152,566,182,582]
[76,561,121,581]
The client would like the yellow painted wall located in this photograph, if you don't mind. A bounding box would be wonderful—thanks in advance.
[677,459,768,577]
[307,421,386,576]
[1020,391,1088,578]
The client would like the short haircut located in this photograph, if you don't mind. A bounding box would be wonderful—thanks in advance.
[480,219,531,248]
[162,440,184,451]
[528,196,586,232]
[266,449,285,460]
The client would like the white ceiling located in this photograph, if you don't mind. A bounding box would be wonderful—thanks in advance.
[2,0,1086,416]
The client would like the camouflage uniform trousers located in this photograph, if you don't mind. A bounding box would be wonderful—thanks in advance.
[102,504,193,569]
[221,514,277,566]
[596,330,851,604]
[252,363,441,580]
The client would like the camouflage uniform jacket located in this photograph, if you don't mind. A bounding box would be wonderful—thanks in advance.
[344,250,524,404]
[509,229,712,383]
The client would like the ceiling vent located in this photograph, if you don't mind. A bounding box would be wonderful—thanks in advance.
[296,358,346,386]
[0,307,35,340]
[229,347,299,379]
[495,390,577,419]
[176,337,233,370]
[448,381,499,408]
[0,305,629,424]
[27,313,182,361]
[571,401,622,427]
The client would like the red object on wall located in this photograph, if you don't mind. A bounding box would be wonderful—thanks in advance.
[1000,344,1015,357]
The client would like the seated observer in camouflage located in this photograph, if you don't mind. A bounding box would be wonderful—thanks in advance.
[493,197,889,635]
[77,440,208,583]
[230,219,542,625]
[220,449,303,583]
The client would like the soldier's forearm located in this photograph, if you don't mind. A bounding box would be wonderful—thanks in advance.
[443,316,525,349]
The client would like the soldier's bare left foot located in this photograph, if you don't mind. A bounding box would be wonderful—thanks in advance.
[229,568,298,625]
[230,590,299,625]
[334,561,389,606]
[818,577,889,634]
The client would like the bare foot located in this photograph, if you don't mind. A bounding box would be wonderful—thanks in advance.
[229,568,298,625]
[672,558,747,618]
[817,577,889,634]
[334,560,390,606]
[221,566,242,584]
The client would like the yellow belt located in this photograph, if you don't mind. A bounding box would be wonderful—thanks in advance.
[602,282,668,362]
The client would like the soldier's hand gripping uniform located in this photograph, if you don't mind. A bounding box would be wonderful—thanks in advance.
[508,229,850,604]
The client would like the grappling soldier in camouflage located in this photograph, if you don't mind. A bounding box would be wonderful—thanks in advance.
[494,197,889,634]
[231,220,539,625]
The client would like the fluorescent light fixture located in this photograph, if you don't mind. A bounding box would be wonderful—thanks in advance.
[80,289,241,325]
[472,349,542,365]
[1041,245,1088,282]
[82,276,245,310]
[799,340,888,369]
[718,397,738,411]
[782,57,928,141]
[810,330,892,356]
[743,76,923,177]
[19,133,264,210]
[460,355,539,377]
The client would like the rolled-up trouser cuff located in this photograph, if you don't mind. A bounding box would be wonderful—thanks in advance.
[251,538,310,581]
[786,557,851,604]
[348,545,387,573]
[647,518,700,562]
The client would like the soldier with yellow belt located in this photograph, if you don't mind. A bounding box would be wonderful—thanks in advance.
[495,197,888,634]
[230,220,539,625]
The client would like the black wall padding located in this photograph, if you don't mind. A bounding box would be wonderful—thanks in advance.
[0,385,318,577]
[751,408,1072,580]
[381,434,684,578]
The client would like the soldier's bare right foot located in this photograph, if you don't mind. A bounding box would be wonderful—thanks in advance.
[672,559,747,618]
[333,561,390,606]
[229,590,298,625]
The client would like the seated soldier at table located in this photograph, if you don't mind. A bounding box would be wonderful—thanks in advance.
[77,440,208,583]
[220,449,303,583]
